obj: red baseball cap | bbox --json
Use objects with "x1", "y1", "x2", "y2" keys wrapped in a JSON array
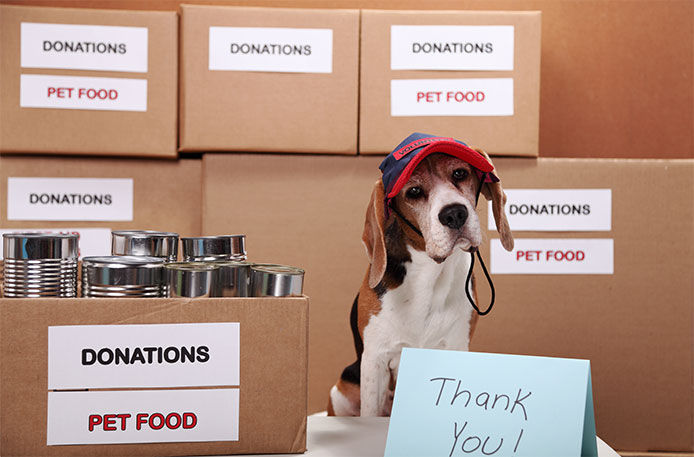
[{"x1": 380, "y1": 132, "x2": 498, "y2": 201}]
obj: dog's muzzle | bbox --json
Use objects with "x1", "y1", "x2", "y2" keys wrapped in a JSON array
[{"x1": 438, "y1": 203, "x2": 468, "y2": 230}]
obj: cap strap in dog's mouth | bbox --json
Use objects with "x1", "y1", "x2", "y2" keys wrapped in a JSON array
[
  {"x1": 467, "y1": 172, "x2": 495, "y2": 315},
  {"x1": 466, "y1": 249, "x2": 495, "y2": 316}
]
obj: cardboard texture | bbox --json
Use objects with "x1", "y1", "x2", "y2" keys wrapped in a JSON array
[
  {"x1": 0, "y1": 297, "x2": 308, "y2": 456},
  {"x1": 179, "y1": 5, "x2": 359, "y2": 154},
  {"x1": 0, "y1": 155, "x2": 202, "y2": 237},
  {"x1": 202, "y1": 152, "x2": 383, "y2": 415},
  {"x1": 359, "y1": 9, "x2": 541, "y2": 156},
  {"x1": 4, "y1": 0, "x2": 690, "y2": 159},
  {"x1": 0, "y1": 5, "x2": 178, "y2": 158},
  {"x1": 470, "y1": 158, "x2": 694, "y2": 454},
  {"x1": 202, "y1": 154, "x2": 694, "y2": 453}
]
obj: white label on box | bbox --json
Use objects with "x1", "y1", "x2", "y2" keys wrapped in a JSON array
[
  {"x1": 7, "y1": 177, "x2": 133, "y2": 221},
  {"x1": 20, "y1": 74, "x2": 147, "y2": 112},
  {"x1": 391, "y1": 25, "x2": 514, "y2": 71},
  {"x1": 21, "y1": 22, "x2": 148, "y2": 72},
  {"x1": 48, "y1": 323, "x2": 240, "y2": 389},
  {"x1": 391, "y1": 78, "x2": 513, "y2": 116},
  {"x1": 490, "y1": 238, "x2": 614, "y2": 274},
  {"x1": 0, "y1": 227, "x2": 111, "y2": 259},
  {"x1": 209, "y1": 26, "x2": 333, "y2": 73},
  {"x1": 489, "y1": 189, "x2": 612, "y2": 231},
  {"x1": 47, "y1": 388, "x2": 239, "y2": 445}
]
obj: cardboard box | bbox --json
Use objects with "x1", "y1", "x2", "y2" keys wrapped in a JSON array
[
  {"x1": 0, "y1": 296, "x2": 308, "y2": 456},
  {"x1": 0, "y1": 155, "x2": 202, "y2": 258},
  {"x1": 179, "y1": 5, "x2": 359, "y2": 154},
  {"x1": 2, "y1": 0, "x2": 692, "y2": 158},
  {"x1": 359, "y1": 9, "x2": 541, "y2": 156},
  {"x1": 202, "y1": 153, "x2": 693, "y2": 453},
  {"x1": 470, "y1": 157, "x2": 694, "y2": 453},
  {"x1": 0, "y1": 5, "x2": 178, "y2": 158}
]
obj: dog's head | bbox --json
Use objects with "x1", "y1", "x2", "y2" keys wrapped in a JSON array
[{"x1": 363, "y1": 149, "x2": 514, "y2": 289}]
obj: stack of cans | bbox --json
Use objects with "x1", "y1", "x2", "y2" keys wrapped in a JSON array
[
  {"x1": 110, "y1": 230, "x2": 179, "y2": 295},
  {"x1": 165, "y1": 260, "x2": 256, "y2": 298},
  {"x1": 168, "y1": 235, "x2": 250, "y2": 298},
  {"x1": 81, "y1": 256, "x2": 166, "y2": 298},
  {"x1": 0, "y1": 230, "x2": 305, "y2": 299},
  {"x1": 2, "y1": 233, "x2": 78, "y2": 298},
  {"x1": 165, "y1": 261, "x2": 304, "y2": 298}
]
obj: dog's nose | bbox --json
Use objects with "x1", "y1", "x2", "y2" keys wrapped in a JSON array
[{"x1": 438, "y1": 204, "x2": 468, "y2": 229}]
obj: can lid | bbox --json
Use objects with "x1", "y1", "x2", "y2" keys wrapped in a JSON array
[
  {"x1": 83, "y1": 255, "x2": 165, "y2": 267},
  {"x1": 251, "y1": 264, "x2": 305, "y2": 275},
  {"x1": 180, "y1": 235, "x2": 246, "y2": 260},
  {"x1": 165, "y1": 262, "x2": 220, "y2": 271},
  {"x1": 111, "y1": 230, "x2": 179, "y2": 238},
  {"x1": 2, "y1": 232, "x2": 78, "y2": 260},
  {"x1": 214, "y1": 260, "x2": 253, "y2": 267}
]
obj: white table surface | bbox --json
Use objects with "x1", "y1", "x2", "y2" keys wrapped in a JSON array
[{"x1": 247, "y1": 416, "x2": 620, "y2": 457}]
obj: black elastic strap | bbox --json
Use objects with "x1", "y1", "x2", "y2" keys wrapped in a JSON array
[
  {"x1": 389, "y1": 203, "x2": 423, "y2": 237},
  {"x1": 465, "y1": 248, "x2": 495, "y2": 315},
  {"x1": 465, "y1": 172, "x2": 495, "y2": 315}
]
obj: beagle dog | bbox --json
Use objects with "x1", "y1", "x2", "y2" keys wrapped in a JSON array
[{"x1": 328, "y1": 134, "x2": 514, "y2": 417}]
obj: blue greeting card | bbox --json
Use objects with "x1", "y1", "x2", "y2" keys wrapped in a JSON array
[{"x1": 384, "y1": 348, "x2": 597, "y2": 457}]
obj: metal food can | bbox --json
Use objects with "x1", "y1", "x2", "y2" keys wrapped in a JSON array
[
  {"x1": 215, "y1": 261, "x2": 252, "y2": 297},
  {"x1": 81, "y1": 256, "x2": 166, "y2": 298},
  {"x1": 111, "y1": 230, "x2": 179, "y2": 262},
  {"x1": 166, "y1": 262, "x2": 221, "y2": 298},
  {"x1": 249, "y1": 264, "x2": 304, "y2": 297},
  {"x1": 180, "y1": 235, "x2": 246, "y2": 262},
  {"x1": 2, "y1": 232, "x2": 78, "y2": 298}
]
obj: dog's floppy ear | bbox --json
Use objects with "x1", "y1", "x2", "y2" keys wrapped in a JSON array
[
  {"x1": 475, "y1": 148, "x2": 514, "y2": 252},
  {"x1": 363, "y1": 180, "x2": 387, "y2": 289}
]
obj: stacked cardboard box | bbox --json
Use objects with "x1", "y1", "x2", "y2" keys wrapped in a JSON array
[
  {"x1": 0, "y1": 155, "x2": 202, "y2": 257},
  {"x1": 360, "y1": 9, "x2": 541, "y2": 156},
  {"x1": 472, "y1": 158, "x2": 694, "y2": 453},
  {"x1": 1, "y1": 0, "x2": 691, "y2": 159},
  {"x1": 0, "y1": 5, "x2": 178, "y2": 157},
  {"x1": 0, "y1": 297, "x2": 308, "y2": 456},
  {"x1": 179, "y1": 5, "x2": 360, "y2": 154}
]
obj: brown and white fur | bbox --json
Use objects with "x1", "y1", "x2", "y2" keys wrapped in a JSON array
[{"x1": 327, "y1": 150, "x2": 514, "y2": 417}]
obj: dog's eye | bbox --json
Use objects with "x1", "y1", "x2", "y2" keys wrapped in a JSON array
[
  {"x1": 405, "y1": 186, "x2": 423, "y2": 199},
  {"x1": 452, "y1": 168, "x2": 469, "y2": 181}
]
